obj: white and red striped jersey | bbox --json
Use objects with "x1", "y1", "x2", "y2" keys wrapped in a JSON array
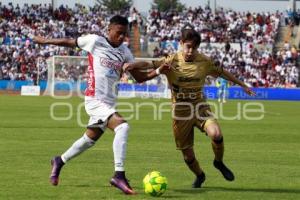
[{"x1": 77, "y1": 34, "x2": 134, "y2": 106}]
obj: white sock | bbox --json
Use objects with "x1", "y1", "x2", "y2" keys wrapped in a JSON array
[
  {"x1": 61, "y1": 133, "x2": 95, "y2": 163},
  {"x1": 113, "y1": 123, "x2": 130, "y2": 171}
]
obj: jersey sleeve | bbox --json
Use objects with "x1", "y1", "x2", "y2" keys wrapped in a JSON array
[
  {"x1": 124, "y1": 46, "x2": 135, "y2": 63},
  {"x1": 76, "y1": 34, "x2": 98, "y2": 53},
  {"x1": 206, "y1": 58, "x2": 223, "y2": 77},
  {"x1": 152, "y1": 54, "x2": 174, "y2": 69}
]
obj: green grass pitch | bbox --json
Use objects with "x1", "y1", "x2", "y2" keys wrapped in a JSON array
[{"x1": 0, "y1": 95, "x2": 299, "y2": 200}]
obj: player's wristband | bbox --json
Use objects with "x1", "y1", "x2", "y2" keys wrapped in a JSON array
[{"x1": 155, "y1": 68, "x2": 160, "y2": 75}]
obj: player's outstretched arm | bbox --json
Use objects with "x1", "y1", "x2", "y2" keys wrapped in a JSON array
[
  {"x1": 33, "y1": 36, "x2": 76, "y2": 48},
  {"x1": 220, "y1": 69, "x2": 256, "y2": 96},
  {"x1": 123, "y1": 62, "x2": 170, "y2": 83},
  {"x1": 122, "y1": 61, "x2": 152, "y2": 72}
]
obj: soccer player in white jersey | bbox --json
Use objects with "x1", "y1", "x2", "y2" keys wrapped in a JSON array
[{"x1": 33, "y1": 15, "x2": 168, "y2": 195}]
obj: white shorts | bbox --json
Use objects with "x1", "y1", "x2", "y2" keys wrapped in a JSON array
[{"x1": 85, "y1": 98, "x2": 116, "y2": 132}]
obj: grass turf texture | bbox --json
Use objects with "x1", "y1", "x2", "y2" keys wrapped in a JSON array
[{"x1": 0, "y1": 95, "x2": 299, "y2": 200}]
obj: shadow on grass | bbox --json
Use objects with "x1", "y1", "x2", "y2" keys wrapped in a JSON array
[
  {"x1": 105, "y1": 186, "x2": 188, "y2": 199},
  {"x1": 160, "y1": 195, "x2": 187, "y2": 199},
  {"x1": 64, "y1": 184, "x2": 91, "y2": 188},
  {"x1": 171, "y1": 188, "x2": 205, "y2": 194},
  {"x1": 190, "y1": 186, "x2": 300, "y2": 194},
  {"x1": 100, "y1": 186, "x2": 186, "y2": 199}
]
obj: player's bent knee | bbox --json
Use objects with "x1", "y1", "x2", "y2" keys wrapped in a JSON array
[
  {"x1": 108, "y1": 113, "x2": 128, "y2": 130},
  {"x1": 86, "y1": 128, "x2": 103, "y2": 141},
  {"x1": 212, "y1": 131, "x2": 222, "y2": 141},
  {"x1": 206, "y1": 124, "x2": 222, "y2": 140}
]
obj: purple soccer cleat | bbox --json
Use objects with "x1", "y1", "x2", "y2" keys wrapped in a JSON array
[
  {"x1": 110, "y1": 175, "x2": 136, "y2": 195},
  {"x1": 50, "y1": 156, "x2": 64, "y2": 186}
]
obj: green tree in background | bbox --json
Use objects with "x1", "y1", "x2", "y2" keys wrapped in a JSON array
[
  {"x1": 152, "y1": 0, "x2": 186, "y2": 12},
  {"x1": 96, "y1": 0, "x2": 132, "y2": 12}
]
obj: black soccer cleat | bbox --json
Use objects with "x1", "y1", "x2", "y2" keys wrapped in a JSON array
[
  {"x1": 192, "y1": 172, "x2": 206, "y2": 188},
  {"x1": 213, "y1": 160, "x2": 235, "y2": 181}
]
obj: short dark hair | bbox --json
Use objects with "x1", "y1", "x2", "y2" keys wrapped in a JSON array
[
  {"x1": 181, "y1": 24, "x2": 201, "y2": 46},
  {"x1": 109, "y1": 15, "x2": 129, "y2": 26}
]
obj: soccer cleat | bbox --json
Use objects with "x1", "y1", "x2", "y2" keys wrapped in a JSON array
[
  {"x1": 213, "y1": 160, "x2": 235, "y2": 181},
  {"x1": 192, "y1": 172, "x2": 206, "y2": 188},
  {"x1": 110, "y1": 176, "x2": 136, "y2": 195},
  {"x1": 50, "y1": 156, "x2": 64, "y2": 186}
]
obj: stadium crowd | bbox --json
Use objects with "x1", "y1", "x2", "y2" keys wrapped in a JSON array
[
  {"x1": 146, "y1": 6, "x2": 281, "y2": 45},
  {"x1": 0, "y1": 2, "x2": 299, "y2": 88},
  {"x1": 201, "y1": 45, "x2": 299, "y2": 88},
  {"x1": 0, "y1": 3, "x2": 136, "y2": 82},
  {"x1": 147, "y1": 6, "x2": 299, "y2": 88}
]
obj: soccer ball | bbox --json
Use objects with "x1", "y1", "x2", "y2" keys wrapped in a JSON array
[{"x1": 143, "y1": 171, "x2": 168, "y2": 197}]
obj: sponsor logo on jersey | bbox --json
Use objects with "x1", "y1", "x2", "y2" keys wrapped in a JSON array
[{"x1": 100, "y1": 57, "x2": 123, "y2": 70}]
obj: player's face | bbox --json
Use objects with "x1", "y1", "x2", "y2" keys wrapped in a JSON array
[
  {"x1": 180, "y1": 40, "x2": 199, "y2": 62},
  {"x1": 107, "y1": 24, "x2": 128, "y2": 47}
]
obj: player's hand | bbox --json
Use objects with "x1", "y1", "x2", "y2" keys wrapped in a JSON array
[
  {"x1": 122, "y1": 63, "x2": 135, "y2": 72},
  {"x1": 33, "y1": 36, "x2": 47, "y2": 44},
  {"x1": 158, "y1": 63, "x2": 171, "y2": 75},
  {"x1": 243, "y1": 86, "x2": 256, "y2": 96},
  {"x1": 122, "y1": 63, "x2": 134, "y2": 72}
]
